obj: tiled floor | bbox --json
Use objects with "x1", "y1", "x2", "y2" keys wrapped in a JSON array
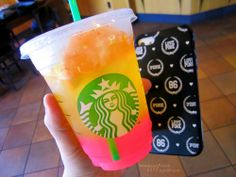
[{"x1": 0, "y1": 12, "x2": 236, "y2": 177}]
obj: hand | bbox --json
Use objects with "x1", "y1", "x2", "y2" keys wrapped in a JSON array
[
  {"x1": 142, "y1": 78, "x2": 152, "y2": 94},
  {"x1": 44, "y1": 78, "x2": 152, "y2": 177}
]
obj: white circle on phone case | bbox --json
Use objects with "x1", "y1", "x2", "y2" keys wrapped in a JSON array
[
  {"x1": 183, "y1": 95, "x2": 198, "y2": 115},
  {"x1": 135, "y1": 45, "x2": 147, "y2": 60},
  {"x1": 164, "y1": 76, "x2": 183, "y2": 95},
  {"x1": 167, "y1": 116, "x2": 186, "y2": 134},
  {"x1": 186, "y1": 137, "x2": 200, "y2": 155},
  {"x1": 153, "y1": 134, "x2": 170, "y2": 153},
  {"x1": 147, "y1": 59, "x2": 164, "y2": 77},
  {"x1": 150, "y1": 97, "x2": 167, "y2": 115},
  {"x1": 161, "y1": 36, "x2": 179, "y2": 55},
  {"x1": 180, "y1": 54, "x2": 194, "y2": 73}
]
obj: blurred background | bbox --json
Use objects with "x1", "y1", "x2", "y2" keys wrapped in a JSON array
[{"x1": 0, "y1": 0, "x2": 235, "y2": 177}]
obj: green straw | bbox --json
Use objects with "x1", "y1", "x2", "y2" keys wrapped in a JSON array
[
  {"x1": 107, "y1": 139, "x2": 120, "y2": 161},
  {"x1": 67, "y1": 0, "x2": 120, "y2": 161},
  {"x1": 68, "y1": 0, "x2": 81, "y2": 21}
]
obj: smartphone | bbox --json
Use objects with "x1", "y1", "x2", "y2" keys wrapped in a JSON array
[{"x1": 135, "y1": 26, "x2": 203, "y2": 156}]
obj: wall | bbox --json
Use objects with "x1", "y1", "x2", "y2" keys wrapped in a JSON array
[
  {"x1": 77, "y1": 0, "x2": 236, "y2": 16},
  {"x1": 135, "y1": 0, "x2": 236, "y2": 15},
  {"x1": 76, "y1": 0, "x2": 236, "y2": 24},
  {"x1": 77, "y1": 0, "x2": 130, "y2": 16}
]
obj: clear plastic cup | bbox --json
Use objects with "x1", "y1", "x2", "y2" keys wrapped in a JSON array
[{"x1": 20, "y1": 8, "x2": 152, "y2": 171}]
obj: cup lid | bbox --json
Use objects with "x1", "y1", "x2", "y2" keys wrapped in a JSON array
[{"x1": 20, "y1": 8, "x2": 137, "y2": 59}]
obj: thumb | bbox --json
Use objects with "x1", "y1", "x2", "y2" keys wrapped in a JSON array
[{"x1": 142, "y1": 78, "x2": 152, "y2": 94}]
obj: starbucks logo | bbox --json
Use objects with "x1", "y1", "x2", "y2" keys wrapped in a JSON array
[{"x1": 78, "y1": 74, "x2": 140, "y2": 138}]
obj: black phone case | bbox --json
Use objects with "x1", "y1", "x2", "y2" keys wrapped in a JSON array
[{"x1": 135, "y1": 26, "x2": 203, "y2": 156}]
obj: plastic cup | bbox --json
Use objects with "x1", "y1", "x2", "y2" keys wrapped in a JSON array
[{"x1": 20, "y1": 8, "x2": 152, "y2": 171}]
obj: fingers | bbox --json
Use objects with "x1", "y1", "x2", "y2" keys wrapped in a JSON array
[
  {"x1": 142, "y1": 78, "x2": 152, "y2": 94},
  {"x1": 43, "y1": 94, "x2": 81, "y2": 157},
  {"x1": 43, "y1": 94, "x2": 129, "y2": 177},
  {"x1": 44, "y1": 93, "x2": 97, "y2": 177}
]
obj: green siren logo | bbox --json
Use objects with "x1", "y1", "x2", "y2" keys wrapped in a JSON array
[{"x1": 78, "y1": 74, "x2": 140, "y2": 138}]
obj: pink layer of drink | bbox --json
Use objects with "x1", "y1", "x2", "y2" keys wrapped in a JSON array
[{"x1": 78, "y1": 115, "x2": 152, "y2": 170}]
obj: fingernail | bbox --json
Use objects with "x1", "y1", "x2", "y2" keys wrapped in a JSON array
[{"x1": 43, "y1": 94, "x2": 51, "y2": 114}]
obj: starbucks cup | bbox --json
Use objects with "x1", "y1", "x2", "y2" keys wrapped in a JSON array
[{"x1": 20, "y1": 9, "x2": 152, "y2": 171}]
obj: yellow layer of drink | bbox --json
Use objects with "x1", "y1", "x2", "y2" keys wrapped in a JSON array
[{"x1": 41, "y1": 26, "x2": 149, "y2": 138}]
